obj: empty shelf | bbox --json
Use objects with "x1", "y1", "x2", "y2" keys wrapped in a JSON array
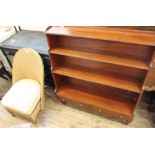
[
  {"x1": 57, "y1": 85, "x2": 134, "y2": 118},
  {"x1": 53, "y1": 66, "x2": 142, "y2": 93},
  {"x1": 50, "y1": 48, "x2": 149, "y2": 70}
]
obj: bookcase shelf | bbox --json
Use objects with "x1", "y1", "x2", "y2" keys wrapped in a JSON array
[
  {"x1": 57, "y1": 85, "x2": 134, "y2": 123},
  {"x1": 53, "y1": 66, "x2": 142, "y2": 93},
  {"x1": 50, "y1": 48, "x2": 149, "y2": 70},
  {"x1": 46, "y1": 26, "x2": 155, "y2": 124}
]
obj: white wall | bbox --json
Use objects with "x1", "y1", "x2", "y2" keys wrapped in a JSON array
[
  {"x1": 0, "y1": 26, "x2": 15, "y2": 43},
  {"x1": 21, "y1": 26, "x2": 48, "y2": 32}
]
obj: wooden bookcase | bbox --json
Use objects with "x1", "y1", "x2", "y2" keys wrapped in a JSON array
[{"x1": 46, "y1": 26, "x2": 155, "y2": 124}]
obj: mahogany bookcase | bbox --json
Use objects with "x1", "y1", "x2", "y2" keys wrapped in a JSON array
[{"x1": 46, "y1": 26, "x2": 155, "y2": 124}]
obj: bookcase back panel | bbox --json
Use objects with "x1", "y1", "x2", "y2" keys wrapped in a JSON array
[
  {"x1": 53, "y1": 55, "x2": 147, "y2": 81},
  {"x1": 55, "y1": 75, "x2": 139, "y2": 104},
  {"x1": 68, "y1": 77, "x2": 139, "y2": 102},
  {"x1": 54, "y1": 36, "x2": 154, "y2": 62}
]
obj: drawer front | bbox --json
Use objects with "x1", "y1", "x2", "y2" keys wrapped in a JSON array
[{"x1": 144, "y1": 69, "x2": 155, "y2": 87}]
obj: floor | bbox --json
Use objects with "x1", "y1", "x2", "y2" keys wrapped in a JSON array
[{"x1": 0, "y1": 77, "x2": 155, "y2": 128}]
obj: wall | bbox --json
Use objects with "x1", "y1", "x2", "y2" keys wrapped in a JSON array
[{"x1": 21, "y1": 26, "x2": 48, "y2": 32}]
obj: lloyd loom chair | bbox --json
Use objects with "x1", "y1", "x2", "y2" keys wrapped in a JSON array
[{"x1": 1, "y1": 48, "x2": 44, "y2": 123}]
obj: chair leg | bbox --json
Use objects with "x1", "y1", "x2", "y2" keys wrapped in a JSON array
[
  {"x1": 0, "y1": 74, "x2": 9, "y2": 80},
  {"x1": 6, "y1": 109, "x2": 16, "y2": 117},
  {"x1": 4, "y1": 70, "x2": 11, "y2": 79},
  {"x1": 29, "y1": 116, "x2": 37, "y2": 125},
  {"x1": 0, "y1": 60, "x2": 11, "y2": 80},
  {"x1": 9, "y1": 111, "x2": 16, "y2": 117}
]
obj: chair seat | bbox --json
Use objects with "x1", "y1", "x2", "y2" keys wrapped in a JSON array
[{"x1": 1, "y1": 79, "x2": 40, "y2": 115}]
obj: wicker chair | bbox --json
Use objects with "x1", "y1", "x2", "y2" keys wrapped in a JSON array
[{"x1": 1, "y1": 48, "x2": 44, "y2": 123}]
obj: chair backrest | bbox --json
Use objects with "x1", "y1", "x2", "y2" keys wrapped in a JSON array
[{"x1": 12, "y1": 48, "x2": 44, "y2": 109}]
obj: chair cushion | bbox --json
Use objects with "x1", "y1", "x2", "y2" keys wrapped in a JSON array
[{"x1": 1, "y1": 79, "x2": 40, "y2": 115}]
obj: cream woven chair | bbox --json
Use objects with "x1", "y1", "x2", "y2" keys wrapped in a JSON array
[{"x1": 1, "y1": 48, "x2": 44, "y2": 123}]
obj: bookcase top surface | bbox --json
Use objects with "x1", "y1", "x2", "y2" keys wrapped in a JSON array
[{"x1": 46, "y1": 26, "x2": 155, "y2": 46}]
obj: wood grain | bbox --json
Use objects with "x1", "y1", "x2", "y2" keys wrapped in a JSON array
[
  {"x1": 144, "y1": 69, "x2": 155, "y2": 87},
  {"x1": 46, "y1": 26, "x2": 155, "y2": 123},
  {"x1": 46, "y1": 26, "x2": 155, "y2": 46},
  {"x1": 57, "y1": 84, "x2": 134, "y2": 123},
  {"x1": 50, "y1": 48, "x2": 149, "y2": 70},
  {"x1": 53, "y1": 66, "x2": 142, "y2": 93}
]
